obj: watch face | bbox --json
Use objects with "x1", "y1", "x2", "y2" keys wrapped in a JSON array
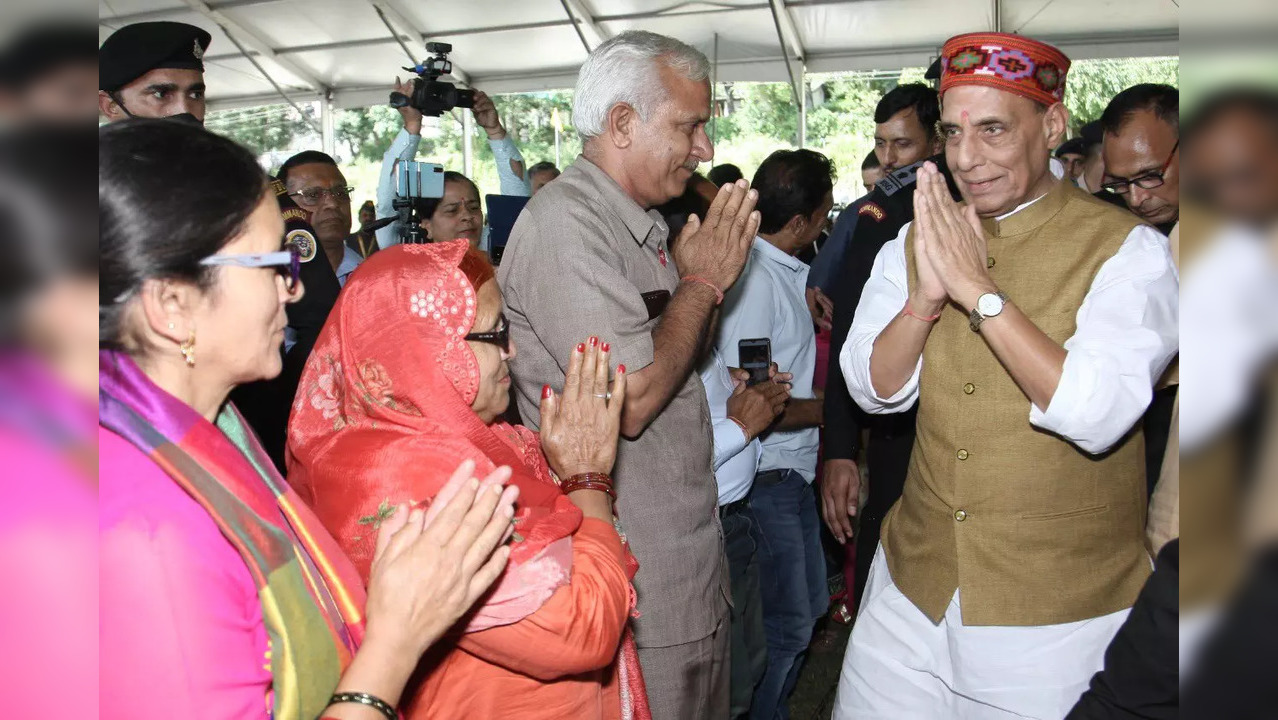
[{"x1": 977, "y1": 293, "x2": 1004, "y2": 317}]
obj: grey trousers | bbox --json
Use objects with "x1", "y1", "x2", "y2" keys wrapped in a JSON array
[{"x1": 637, "y1": 616, "x2": 731, "y2": 720}]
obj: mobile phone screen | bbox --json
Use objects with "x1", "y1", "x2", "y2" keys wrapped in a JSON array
[{"x1": 738, "y1": 338, "x2": 772, "y2": 387}]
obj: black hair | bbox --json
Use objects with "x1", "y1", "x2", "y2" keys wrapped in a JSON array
[
  {"x1": 276, "y1": 150, "x2": 338, "y2": 185},
  {"x1": 528, "y1": 161, "x2": 560, "y2": 177},
  {"x1": 411, "y1": 171, "x2": 480, "y2": 220},
  {"x1": 100, "y1": 119, "x2": 268, "y2": 349},
  {"x1": 1100, "y1": 83, "x2": 1179, "y2": 136},
  {"x1": 1182, "y1": 86, "x2": 1278, "y2": 148},
  {"x1": 862, "y1": 150, "x2": 881, "y2": 170},
  {"x1": 0, "y1": 21, "x2": 97, "y2": 91},
  {"x1": 874, "y1": 83, "x2": 940, "y2": 139},
  {"x1": 707, "y1": 163, "x2": 744, "y2": 186},
  {"x1": 751, "y1": 149, "x2": 836, "y2": 235},
  {"x1": 0, "y1": 126, "x2": 97, "y2": 345}
]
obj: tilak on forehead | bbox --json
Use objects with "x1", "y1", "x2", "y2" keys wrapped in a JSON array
[{"x1": 938, "y1": 32, "x2": 1071, "y2": 107}]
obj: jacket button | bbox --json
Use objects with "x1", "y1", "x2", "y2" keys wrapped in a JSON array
[
  {"x1": 957, "y1": 448, "x2": 969, "y2": 460},
  {"x1": 954, "y1": 509, "x2": 967, "y2": 522},
  {"x1": 986, "y1": 256, "x2": 996, "y2": 268},
  {"x1": 963, "y1": 382, "x2": 975, "y2": 395}
]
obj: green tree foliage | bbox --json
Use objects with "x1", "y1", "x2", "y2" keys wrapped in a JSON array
[
  {"x1": 1064, "y1": 57, "x2": 1180, "y2": 127},
  {"x1": 204, "y1": 103, "x2": 316, "y2": 154},
  {"x1": 209, "y1": 57, "x2": 1179, "y2": 218}
]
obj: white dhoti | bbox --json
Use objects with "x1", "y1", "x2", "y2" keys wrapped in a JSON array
[{"x1": 833, "y1": 544, "x2": 1130, "y2": 720}]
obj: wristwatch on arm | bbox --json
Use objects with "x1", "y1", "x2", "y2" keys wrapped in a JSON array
[{"x1": 968, "y1": 291, "x2": 1008, "y2": 332}]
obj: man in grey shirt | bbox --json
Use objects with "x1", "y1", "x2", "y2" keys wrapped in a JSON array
[{"x1": 498, "y1": 30, "x2": 761, "y2": 719}]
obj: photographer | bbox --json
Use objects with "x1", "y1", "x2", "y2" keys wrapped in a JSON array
[{"x1": 375, "y1": 77, "x2": 530, "y2": 250}]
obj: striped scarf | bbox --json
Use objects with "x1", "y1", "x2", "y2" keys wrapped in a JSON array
[{"x1": 99, "y1": 350, "x2": 367, "y2": 719}]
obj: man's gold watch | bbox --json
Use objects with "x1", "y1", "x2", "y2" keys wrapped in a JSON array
[{"x1": 968, "y1": 291, "x2": 1008, "y2": 332}]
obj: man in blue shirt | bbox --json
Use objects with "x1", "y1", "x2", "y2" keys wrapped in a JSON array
[
  {"x1": 717, "y1": 148, "x2": 835, "y2": 720},
  {"x1": 698, "y1": 351, "x2": 790, "y2": 719}
]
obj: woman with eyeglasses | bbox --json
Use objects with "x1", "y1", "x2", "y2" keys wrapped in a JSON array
[
  {"x1": 286, "y1": 241, "x2": 651, "y2": 719},
  {"x1": 100, "y1": 119, "x2": 521, "y2": 720}
]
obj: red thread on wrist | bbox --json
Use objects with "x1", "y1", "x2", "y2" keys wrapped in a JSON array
[
  {"x1": 902, "y1": 301, "x2": 941, "y2": 323},
  {"x1": 727, "y1": 416, "x2": 752, "y2": 442},
  {"x1": 682, "y1": 275, "x2": 724, "y2": 305}
]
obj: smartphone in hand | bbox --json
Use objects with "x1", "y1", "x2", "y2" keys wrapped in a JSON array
[{"x1": 738, "y1": 338, "x2": 772, "y2": 387}]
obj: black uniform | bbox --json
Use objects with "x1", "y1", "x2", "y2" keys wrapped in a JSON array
[
  {"x1": 822, "y1": 155, "x2": 961, "y2": 614},
  {"x1": 230, "y1": 179, "x2": 341, "y2": 473}
]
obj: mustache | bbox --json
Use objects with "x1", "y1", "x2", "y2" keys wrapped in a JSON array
[{"x1": 682, "y1": 159, "x2": 701, "y2": 172}]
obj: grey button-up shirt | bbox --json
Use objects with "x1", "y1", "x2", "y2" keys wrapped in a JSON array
[{"x1": 497, "y1": 155, "x2": 730, "y2": 648}]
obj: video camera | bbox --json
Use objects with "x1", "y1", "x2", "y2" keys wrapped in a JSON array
[{"x1": 389, "y1": 42, "x2": 475, "y2": 117}]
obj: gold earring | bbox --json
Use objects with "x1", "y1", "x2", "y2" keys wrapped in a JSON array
[{"x1": 180, "y1": 331, "x2": 196, "y2": 367}]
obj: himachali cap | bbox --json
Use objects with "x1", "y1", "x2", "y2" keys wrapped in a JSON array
[{"x1": 938, "y1": 32, "x2": 1071, "y2": 106}]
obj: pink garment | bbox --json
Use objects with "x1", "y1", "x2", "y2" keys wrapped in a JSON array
[
  {"x1": 100, "y1": 426, "x2": 272, "y2": 720},
  {"x1": 0, "y1": 431, "x2": 96, "y2": 720}
]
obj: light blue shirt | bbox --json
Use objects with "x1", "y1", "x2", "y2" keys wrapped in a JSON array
[
  {"x1": 698, "y1": 350, "x2": 762, "y2": 505},
  {"x1": 717, "y1": 236, "x2": 820, "y2": 482},
  {"x1": 375, "y1": 128, "x2": 531, "y2": 250},
  {"x1": 283, "y1": 245, "x2": 363, "y2": 354}
]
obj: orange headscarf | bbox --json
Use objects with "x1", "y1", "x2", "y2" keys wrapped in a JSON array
[{"x1": 286, "y1": 241, "x2": 580, "y2": 631}]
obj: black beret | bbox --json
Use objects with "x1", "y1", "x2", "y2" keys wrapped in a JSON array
[
  {"x1": 924, "y1": 56, "x2": 943, "y2": 81},
  {"x1": 1054, "y1": 137, "x2": 1088, "y2": 158},
  {"x1": 0, "y1": 22, "x2": 97, "y2": 91},
  {"x1": 98, "y1": 21, "x2": 211, "y2": 92}
]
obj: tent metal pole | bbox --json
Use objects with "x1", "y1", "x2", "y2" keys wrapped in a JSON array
[
  {"x1": 321, "y1": 91, "x2": 336, "y2": 156},
  {"x1": 462, "y1": 112, "x2": 474, "y2": 177},
  {"x1": 798, "y1": 72, "x2": 807, "y2": 148},
  {"x1": 219, "y1": 25, "x2": 322, "y2": 135}
]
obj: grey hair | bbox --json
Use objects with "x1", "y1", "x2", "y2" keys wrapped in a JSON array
[{"x1": 572, "y1": 30, "x2": 710, "y2": 140}]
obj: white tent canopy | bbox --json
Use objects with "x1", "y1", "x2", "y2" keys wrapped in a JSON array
[{"x1": 99, "y1": 0, "x2": 1179, "y2": 114}]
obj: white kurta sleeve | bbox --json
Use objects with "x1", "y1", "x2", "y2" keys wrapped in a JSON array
[
  {"x1": 839, "y1": 222, "x2": 923, "y2": 414},
  {"x1": 1029, "y1": 224, "x2": 1179, "y2": 453}
]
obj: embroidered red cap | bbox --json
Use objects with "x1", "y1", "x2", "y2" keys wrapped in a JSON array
[{"x1": 939, "y1": 32, "x2": 1071, "y2": 106}]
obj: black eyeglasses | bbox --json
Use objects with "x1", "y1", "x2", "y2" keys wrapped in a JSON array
[
  {"x1": 1100, "y1": 140, "x2": 1179, "y2": 196},
  {"x1": 199, "y1": 245, "x2": 301, "y2": 292},
  {"x1": 289, "y1": 185, "x2": 355, "y2": 205},
  {"x1": 464, "y1": 313, "x2": 510, "y2": 352}
]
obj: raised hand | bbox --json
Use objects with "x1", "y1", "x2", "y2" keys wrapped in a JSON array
[
  {"x1": 392, "y1": 77, "x2": 423, "y2": 135},
  {"x1": 539, "y1": 337, "x2": 627, "y2": 479},
  {"x1": 363, "y1": 459, "x2": 518, "y2": 657},
  {"x1": 910, "y1": 163, "x2": 951, "y2": 315},
  {"x1": 916, "y1": 162, "x2": 997, "y2": 310},
  {"x1": 470, "y1": 90, "x2": 506, "y2": 139},
  {"x1": 672, "y1": 179, "x2": 762, "y2": 293}
]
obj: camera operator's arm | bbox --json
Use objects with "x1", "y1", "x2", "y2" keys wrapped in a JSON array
[
  {"x1": 376, "y1": 77, "x2": 425, "y2": 250},
  {"x1": 472, "y1": 90, "x2": 531, "y2": 197}
]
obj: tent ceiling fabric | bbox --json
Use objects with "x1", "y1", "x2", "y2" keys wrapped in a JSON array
[{"x1": 98, "y1": 0, "x2": 1179, "y2": 111}]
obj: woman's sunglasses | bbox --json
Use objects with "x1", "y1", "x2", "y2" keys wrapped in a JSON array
[
  {"x1": 200, "y1": 245, "x2": 302, "y2": 292},
  {"x1": 464, "y1": 313, "x2": 510, "y2": 353}
]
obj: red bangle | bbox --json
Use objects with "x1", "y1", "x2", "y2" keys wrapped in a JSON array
[
  {"x1": 562, "y1": 472, "x2": 616, "y2": 499},
  {"x1": 902, "y1": 301, "x2": 941, "y2": 323},
  {"x1": 681, "y1": 275, "x2": 724, "y2": 305},
  {"x1": 727, "y1": 416, "x2": 752, "y2": 442}
]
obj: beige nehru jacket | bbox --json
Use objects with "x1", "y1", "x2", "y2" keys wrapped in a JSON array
[
  {"x1": 497, "y1": 156, "x2": 730, "y2": 648},
  {"x1": 889, "y1": 180, "x2": 1151, "y2": 627}
]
